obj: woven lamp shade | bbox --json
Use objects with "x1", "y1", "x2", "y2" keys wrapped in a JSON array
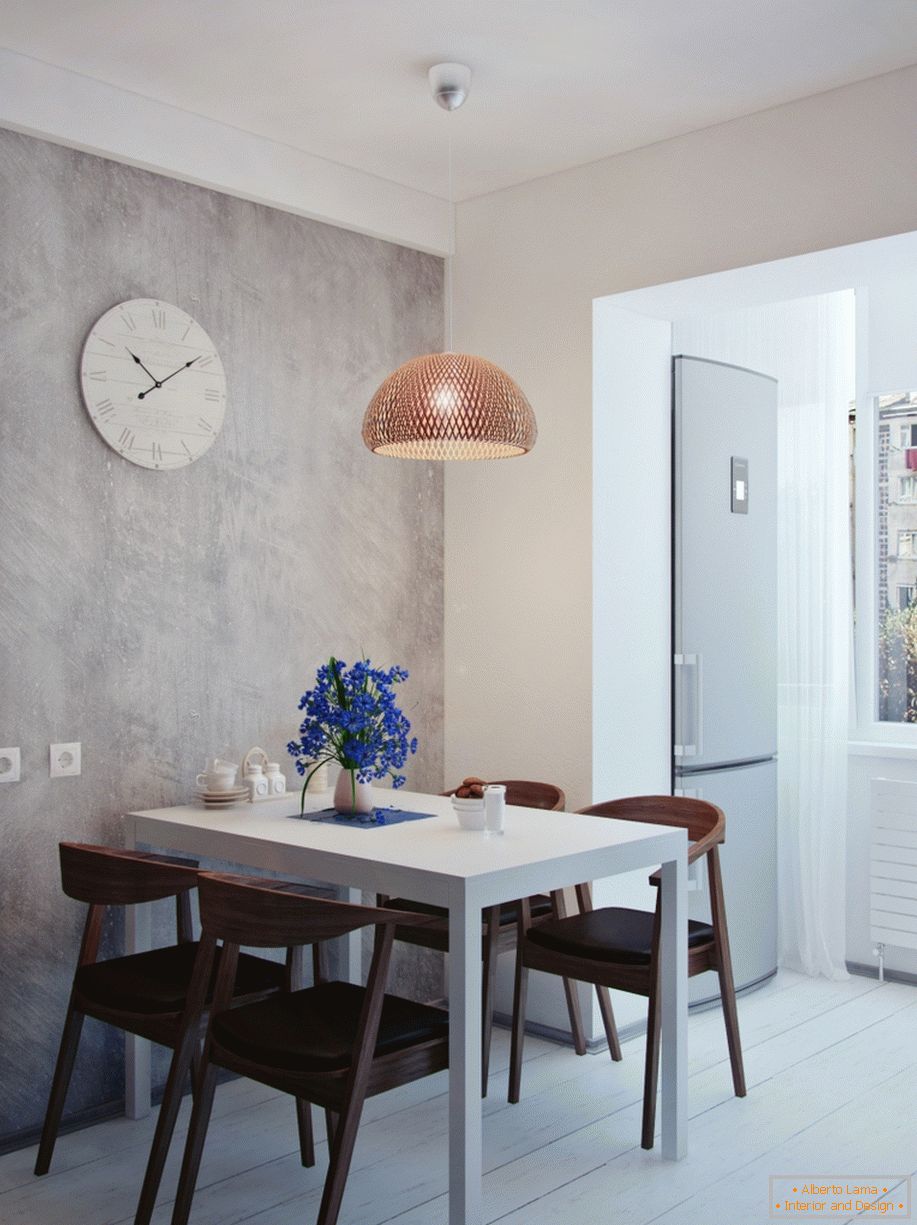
[{"x1": 362, "y1": 351, "x2": 536, "y2": 461}]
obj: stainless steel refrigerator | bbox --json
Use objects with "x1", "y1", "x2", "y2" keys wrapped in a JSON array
[{"x1": 673, "y1": 355, "x2": 779, "y2": 1003}]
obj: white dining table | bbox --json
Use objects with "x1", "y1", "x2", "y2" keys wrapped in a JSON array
[{"x1": 124, "y1": 789, "x2": 688, "y2": 1225}]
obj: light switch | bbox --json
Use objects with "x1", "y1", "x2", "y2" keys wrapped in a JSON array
[
  {"x1": 50, "y1": 742, "x2": 81, "y2": 778},
  {"x1": 0, "y1": 748, "x2": 21, "y2": 782}
]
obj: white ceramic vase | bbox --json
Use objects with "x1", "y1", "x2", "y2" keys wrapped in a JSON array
[{"x1": 333, "y1": 768, "x2": 374, "y2": 815}]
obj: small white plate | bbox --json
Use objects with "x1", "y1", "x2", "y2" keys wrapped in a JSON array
[{"x1": 195, "y1": 787, "x2": 248, "y2": 805}]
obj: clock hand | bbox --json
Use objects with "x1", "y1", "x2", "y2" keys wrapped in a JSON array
[
  {"x1": 137, "y1": 357, "x2": 200, "y2": 400},
  {"x1": 127, "y1": 348, "x2": 158, "y2": 383},
  {"x1": 158, "y1": 356, "x2": 200, "y2": 386}
]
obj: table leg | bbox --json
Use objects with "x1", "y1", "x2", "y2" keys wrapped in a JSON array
[
  {"x1": 340, "y1": 886, "x2": 362, "y2": 983},
  {"x1": 124, "y1": 814, "x2": 152, "y2": 1119},
  {"x1": 659, "y1": 849, "x2": 688, "y2": 1159},
  {"x1": 448, "y1": 891, "x2": 482, "y2": 1225}
]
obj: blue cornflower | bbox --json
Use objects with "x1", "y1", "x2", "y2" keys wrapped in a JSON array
[{"x1": 287, "y1": 655, "x2": 418, "y2": 810}]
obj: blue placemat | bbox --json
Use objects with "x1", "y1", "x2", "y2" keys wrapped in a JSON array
[{"x1": 292, "y1": 807, "x2": 438, "y2": 828}]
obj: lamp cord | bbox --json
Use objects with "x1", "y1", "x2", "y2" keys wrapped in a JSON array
[{"x1": 446, "y1": 118, "x2": 454, "y2": 353}]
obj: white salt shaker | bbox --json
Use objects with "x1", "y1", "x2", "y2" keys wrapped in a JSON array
[
  {"x1": 484, "y1": 784, "x2": 506, "y2": 835},
  {"x1": 264, "y1": 762, "x2": 286, "y2": 796}
]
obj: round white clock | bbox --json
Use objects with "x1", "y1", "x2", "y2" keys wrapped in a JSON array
[{"x1": 80, "y1": 298, "x2": 227, "y2": 470}]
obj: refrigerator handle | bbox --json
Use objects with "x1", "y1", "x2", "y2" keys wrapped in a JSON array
[{"x1": 673, "y1": 653, "x2": 703, "y2": 758}]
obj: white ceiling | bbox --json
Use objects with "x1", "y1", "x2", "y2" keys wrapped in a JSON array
[{"x1": 2, "y1": 0, "x2": 917, "y2": 201}]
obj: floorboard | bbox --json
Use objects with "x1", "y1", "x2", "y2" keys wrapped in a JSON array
[{"x1": 2, "y1": 973, "x2": 914, "y2": 1225}]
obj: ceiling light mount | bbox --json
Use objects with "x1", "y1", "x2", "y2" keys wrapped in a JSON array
[{"x1": 428, "y1": 62, "x2": 472, "y2": 112}]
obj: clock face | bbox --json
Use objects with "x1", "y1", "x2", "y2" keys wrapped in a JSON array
[{"x1": 80, "y1": 298, "x2": 227, "y2": 470}]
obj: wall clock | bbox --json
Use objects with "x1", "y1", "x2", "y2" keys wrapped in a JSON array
[{"x1": 80, "y1": 298, "x2": 227, "y2": 470}]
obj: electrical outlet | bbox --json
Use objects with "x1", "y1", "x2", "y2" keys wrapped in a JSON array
[
  {"x1": 50, "y1": 742, "x2": 81, "y2": 778},
  {"x1": 0, "y1": 748, "x2": 20, "y2": 782}
]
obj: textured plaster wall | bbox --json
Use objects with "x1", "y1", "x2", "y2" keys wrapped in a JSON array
[{"x1": 0, "y1": 128, "x2": 444, "y2": 1145}]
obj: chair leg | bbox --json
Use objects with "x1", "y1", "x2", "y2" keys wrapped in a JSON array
[
  {"x1": 708, "y1": 848, "x2": 747, "y2": 1098},
  {"x1": 641, "y1": 974, "x2": 662, "y2": 1150},
  {"x1": 134, "y1": 1030, "x2": 201, "y2": 1225},
  {"x1": 169, "y1": 1061, "x2": 219, "y2": 1225},
  {"x1": 316, "y1": 1093, "x2": 367, "y2": 1225},
  {"x1": 189, "y1": 1040, "x2": 203, "y2": 1100},
  {"x1": 481, "y1": 906, "x2": 500, "y2": 1098},
  {"x1": 596, "y1": 985, "x2": 623, "y2": 1062},
  {"x1": 34, "y1": 1003, "x2": 85, "y2": 1176},
  {"x1": 562, "y1": 977, "x2": 587, "y2": 1056},
  {"x1": 325, "y1": 1108, "x2": 338, "y2": 1152},
  {"x1": 508, "y1": 954, "x2": 529, "y2": 1104},
  {"x1": 716, "y1": 954, "x2": 747, "y2": 1098},
  {"x1": 295, "y1": 1098, "x2": 315, "y2": 1168}
]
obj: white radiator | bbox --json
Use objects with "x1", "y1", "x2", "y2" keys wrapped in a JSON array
[{"x1": 870, "y1": 777, "x2": 917, "y2": 953}]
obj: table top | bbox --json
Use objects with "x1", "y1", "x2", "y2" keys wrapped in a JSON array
[{"x1": 127, "y1": 788, "x2": 685, "y2": 905}]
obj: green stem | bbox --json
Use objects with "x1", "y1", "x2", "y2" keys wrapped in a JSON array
[{"x1": 299, "y1": 754, "x2": 335, "y2": 816}]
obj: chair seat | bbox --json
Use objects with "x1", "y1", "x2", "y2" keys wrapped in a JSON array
[
  {"x1": 387, "y1": 894, "x2": 554, "y2": 928},
  {"x1": 211, "y1": 980, "x2": 449, "y2": 1074},
  {"x1": 526, "y1": 906, "x2": 715, "y2": 966},
  {"x1": 75, "y1": 943, "x2": 286, "y2": 1015}
]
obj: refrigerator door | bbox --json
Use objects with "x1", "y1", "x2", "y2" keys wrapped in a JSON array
[
  {"x1": 677, "y1": 757, "x2": 778, "y2": 1001},
  {"x1": 673, "y1": 357, "x2": 778, "y2": 769}
]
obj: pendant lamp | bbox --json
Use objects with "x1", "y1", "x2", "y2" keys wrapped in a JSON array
[{"x1": 362, "y1": 64, "x2": 537, "y2": 461}]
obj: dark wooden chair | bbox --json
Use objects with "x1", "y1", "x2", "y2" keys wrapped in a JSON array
[
  {"x1": 508, "y1": 796, "x2": 746, "y2": 1148},
  {"x1": 168, "y1": 872, "x2": 450, "y2": 1225},
  {"x1": 35, "y1": 843, "x2": 310, "y2": 1225},
  {"x1": 381, "y1": 779, "x2": 622, "y2": 1096}
]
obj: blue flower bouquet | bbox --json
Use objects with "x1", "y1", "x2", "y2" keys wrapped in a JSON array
[{"x1": 287, "y1": 657, "x2": 418, "y2": 815}]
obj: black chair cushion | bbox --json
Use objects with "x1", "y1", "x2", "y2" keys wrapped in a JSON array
[
  {"x1": 75, "y1": 943, "x2": 285, "y2": 1015},
  {"x1": 526, "y1": 906, "x2": 715, "y2": 966},
  {"x1": 210, "y1": 980, "x2": 449, "y2": 1074},
  {"x1": 387, "y1": 894, "x2": 554, "y2": 928}
]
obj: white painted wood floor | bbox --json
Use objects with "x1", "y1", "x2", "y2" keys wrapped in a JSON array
[{"x1": 3, "y1": 970, "x2": 916, "y2": 1225}]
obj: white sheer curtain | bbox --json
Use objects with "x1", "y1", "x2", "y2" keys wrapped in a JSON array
[{"x1": 675, "y1": 291, "x2": 854, "y2": 978}]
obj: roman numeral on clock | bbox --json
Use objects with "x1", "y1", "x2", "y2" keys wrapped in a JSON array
[
  {"x1": 95, "y1": 399, "x2": 116, "y2": 418},
  {"x1": 151, "y1": 306, "x2": 166, "y2": 330},
  {"x1": 84, "y1": 369, "x2": 107, "y2": 382},
  {"x1": 197, "y1": 355, "x2": 213, "y2": 369},
  {"x1": 118, "y1": 427, "x2": 135, "y2": 450},
  {"x1": 203, "y1": 388, "x2": 221, "y2": 402},
  {"x1": 151, "y1": 442, "x2": 163, "y2": 462},
  {"x1": 198, "y1": 417, "x2": 213, "y2": 433},
  {"x1": 120, "y1": 311, "x2": 137, "y2": 333}
]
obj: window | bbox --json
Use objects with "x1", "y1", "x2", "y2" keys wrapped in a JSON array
[
  {"x1": 899, "y1": 531, "x2": 917, "y2": 558},
  {"x1": 873, "y1": 392, "x2": 917, "y2": 724},
  {"x1": 900, "y1": 476, "x2": 917, "y2": 503}
]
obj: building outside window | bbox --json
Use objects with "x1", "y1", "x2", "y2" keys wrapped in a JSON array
[{"x1": 876, "y1": 391, "x2": 917, "y2": 721}]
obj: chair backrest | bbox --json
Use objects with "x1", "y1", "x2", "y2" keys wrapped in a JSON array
[
  {"x1": 495, "y1": 780, "x2": 565, "y2": 811},
  {"x1": 59, "y1": 843, "x2": 200, "y2": 905},
  {"x1": 195, "y1": 873, "x2": 422, "y2": 949},
  {"x1": 444, "y1": 779, "x2": 565, "y2": 810},
  {"x1": 577, "y1": 795, "x2": 725, "y2": 848}
]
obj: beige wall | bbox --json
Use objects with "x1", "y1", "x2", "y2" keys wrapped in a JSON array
[{"x1": 447, "y1": 64, "x2": 917, "y2": 810}]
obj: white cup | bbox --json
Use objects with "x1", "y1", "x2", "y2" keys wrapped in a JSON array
[
  {"x1": 452, "y1": 795, "x2": 486, "y2": 831},
  {"x1": 197, "y1": 763, "x2": 237, "y2": 792},
  {"x1": 484, "y1": 784, "x2": 506, "y2": 834}
]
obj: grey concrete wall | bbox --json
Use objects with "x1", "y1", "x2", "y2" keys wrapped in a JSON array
[{"x1": 0, "y1": 128, "x2": 444, "y2": 1144}]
